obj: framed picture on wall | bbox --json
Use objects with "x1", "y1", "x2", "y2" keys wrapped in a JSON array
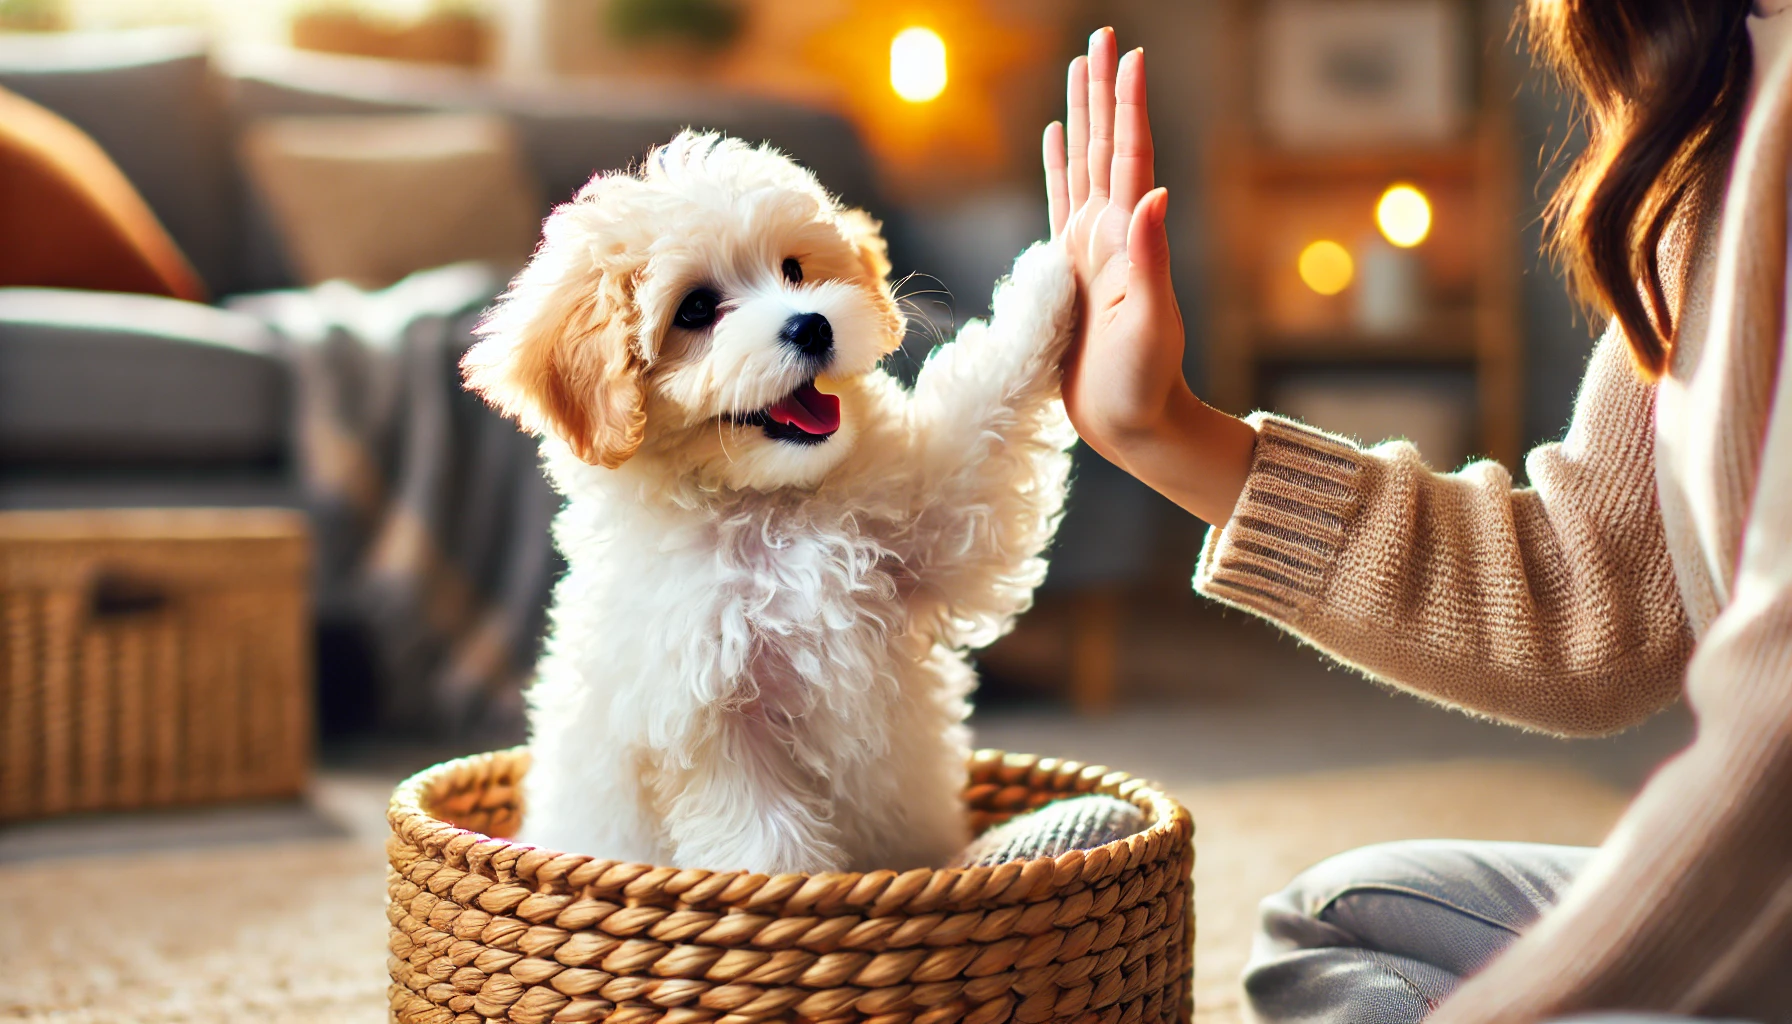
[{"x1": 1258, "y1": 0, "x2": 1468, "y2": 149}]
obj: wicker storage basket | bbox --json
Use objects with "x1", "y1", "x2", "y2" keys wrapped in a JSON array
[
  {"x1": 386, "y1": 748, "x2": 1194, "y2": 1024},
  {"x1": 0, "y1": 509, "x2": 311, "y2": 820}
]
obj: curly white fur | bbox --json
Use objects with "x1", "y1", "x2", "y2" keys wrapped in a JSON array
[{"x1": 463, "y1": 132, "x2": 1078, "y2": 873}]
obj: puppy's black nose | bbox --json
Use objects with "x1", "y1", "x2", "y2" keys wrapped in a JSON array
[{"x1": 779, "y1": 312, "x2": 833, "y2": 361}]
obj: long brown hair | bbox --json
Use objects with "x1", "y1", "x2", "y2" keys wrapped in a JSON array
[{"x1": 1526, "y1": 0, "x2": 1753, "y2": 377}]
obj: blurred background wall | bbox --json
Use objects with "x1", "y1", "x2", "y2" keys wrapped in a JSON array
[
  {"x1": 21, "y1": 0, "x2": 1597, "y2": 389},
  {"x1": 11, "y1": 0, "x2": 1600, "y2": 441},
  {"x1": 0, "y1": 0, "x2": 1603, "y2": 733}
]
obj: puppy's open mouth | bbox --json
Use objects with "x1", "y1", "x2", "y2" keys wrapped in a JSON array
[{"x1": 732, "y1": 380, "x2": 840, "y2": 445}]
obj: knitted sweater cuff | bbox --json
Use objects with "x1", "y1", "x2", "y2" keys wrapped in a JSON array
[{"x1": 1194, "y1": 412, "x2": 1366, "y2": 619}]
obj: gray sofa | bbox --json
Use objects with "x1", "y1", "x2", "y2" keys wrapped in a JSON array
[
  {"x1": 0, "y1": 287, "x2": 293, "y2": 510},
  {"x1": 0, "y1": 29, "x2": 890, "y2": 512},
  {"x1": 0, "y1": 29, "x2": 913, "y2": 734}
]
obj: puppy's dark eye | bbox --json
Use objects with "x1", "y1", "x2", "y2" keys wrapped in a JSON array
[
  {"x1": 782, "y1": 258, "x2": 803, "y2": 284},
  {"x1": 674, "y1": 288, "x2": 720, "y2": 329}
]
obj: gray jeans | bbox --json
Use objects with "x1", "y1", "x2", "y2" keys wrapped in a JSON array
[{"x1": 1243, "y1": 839, "x2": 1752, "y2": 1024}]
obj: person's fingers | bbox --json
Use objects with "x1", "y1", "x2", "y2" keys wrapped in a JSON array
[
  {"x1": 1044, "y1": 121, "x2": 1069, "y2": 239},
  {"x1": 1066, "y1": 56, "x2": 1089, "y2": 209},
  {"x1": 1087, "y1": 198, "x2": 1129, "y2": 272},
  {"x1": 1111, "y1": 48, "x2": 1154, "y2": 213},
  {"x1": 1126, "y1": 188, "x2": 1174, "y2": 299},
  {"x1": 1086, "y1": 26, "x2": 1118, "y2": 199}
]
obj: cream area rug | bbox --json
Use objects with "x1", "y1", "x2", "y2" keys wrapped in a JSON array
[{"x1": 0, "y1": 761, "x2": 1628, "y2": 1024}]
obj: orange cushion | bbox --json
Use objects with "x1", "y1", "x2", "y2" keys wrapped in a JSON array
[{"x1": 0, "y1": 84, "x2": 204, "y2": 301}]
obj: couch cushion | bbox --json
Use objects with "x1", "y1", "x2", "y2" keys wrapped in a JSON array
[
  {"x1": 240, "y1": 113, "x2": 540, "y2": 288},
  {"x1": 0, "y1": 29, "x2": 243, "y2": 298},
  {"x1": 0, "y1": 84, "x2": 205, "y2": 300},
  {"x1": 222, "y1": 45, "x2": 890, "y2": 234},
  {"x1": 224, "y1": 47, "x2": 495, "y2": 293},
  {"x1": 0, "y1": 288, "x2": 288, "y2": 466},
  {"x1": 504, "y1": 83, "x2": 884, "y2": 215}
]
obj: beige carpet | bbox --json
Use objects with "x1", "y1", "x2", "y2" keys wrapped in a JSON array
[{"x1": 0, "y1": 760, "x2": 1628, "y2": 1024}]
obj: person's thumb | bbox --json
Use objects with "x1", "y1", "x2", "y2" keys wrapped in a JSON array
[{"x1": 1126, "y1": 187, "x2": 1173, "y2": 299}]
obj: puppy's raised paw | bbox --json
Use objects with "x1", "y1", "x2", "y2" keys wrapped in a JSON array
[{"x1": 994, "y1": 241, "x2": 1077, "y2": 345}]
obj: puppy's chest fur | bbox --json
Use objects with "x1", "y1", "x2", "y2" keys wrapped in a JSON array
[
  {"x1": 530, "y1": 483, "x2": 962, "y2": 870},
  {"x1": 578, "y1": 491, "x2": 910, "y2": 666}
]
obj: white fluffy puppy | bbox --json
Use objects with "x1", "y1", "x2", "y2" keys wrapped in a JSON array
[{"x1": 462, "y1": 131, "x2": 1076, "y2": 874}]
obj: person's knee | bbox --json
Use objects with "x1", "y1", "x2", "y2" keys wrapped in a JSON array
[
  {"x1": 1261, "y1": 839, "x2": 1471, "y2": 926},
  {"x1": 1246, "y1": 841, "x2": 1596, "y2": 1024},
  {"x1": 1549, "y1": 1017, "x2": 1759, "y2": 1023},
  {"x1": 1244, "y1": 843, "x2": 1473, "y2": 1024},
  {"x1": 1252, "y1": 839, "x2": 1441, "y2": 963},
  {"x1": 1262, "y1": 838, "x2": 1590, "y2": 929}
]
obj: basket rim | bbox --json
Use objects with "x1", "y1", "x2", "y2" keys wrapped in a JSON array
[{"x1": 387, "y1": 746, "x2": 1193, "y2": 913}]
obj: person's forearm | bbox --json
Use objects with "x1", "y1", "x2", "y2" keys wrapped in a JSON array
[{"x1": 1095, "y1": 385, "x2": 1256, "y2": 528}]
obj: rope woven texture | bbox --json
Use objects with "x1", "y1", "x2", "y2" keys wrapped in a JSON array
[{"x1": 385, "y1": 748, "x2": 1196, "y2": 1024}]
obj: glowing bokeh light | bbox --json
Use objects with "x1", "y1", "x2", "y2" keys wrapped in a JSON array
[
  {"x1": 1298, "y1": 240, "x2": 1354, "y2": 296},
  {"x1": 1376, "y1": 183, "x2": 1433, "y2": 248},
  {"x1": 890, "y1": 27, "x2": 947, "y2": 103}
]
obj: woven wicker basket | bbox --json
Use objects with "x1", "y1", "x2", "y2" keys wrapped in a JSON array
[
  {"x1": 0, "y1": 509, "x2": 311, "y2": 820},
  {"x1": 386, "y1": 748, "x2": 1194, "y2": 1024}
]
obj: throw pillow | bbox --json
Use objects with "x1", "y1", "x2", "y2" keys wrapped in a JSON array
[
  {"x1": 240, "y1": 112, "x2": 542, "y2": 288},
  {"x1": 0, "y1": 84, "x2": 205, "y2": 300},
  {"x1": 0, "y1": 29, "x2": 243, "y2": 297}
]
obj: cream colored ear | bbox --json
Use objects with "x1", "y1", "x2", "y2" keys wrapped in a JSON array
[
  {"x1": 463, "y1": 250, "x2": 647, "y2": 469},
  {"x1": 838, "y1": 207, "x2": 904, "y2": 343},
  {"x1": 839, "y1": 208, "x2": 891, "y2": 282}
]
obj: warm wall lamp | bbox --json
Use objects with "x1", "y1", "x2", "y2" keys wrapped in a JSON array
[{"x1": 890, "y1": 26, "x2": 947, "y2": 102}]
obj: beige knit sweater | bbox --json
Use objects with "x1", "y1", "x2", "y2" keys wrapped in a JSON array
[{"x1": 1195, "y1": 13, "x2": 1792, "y2": 1022}]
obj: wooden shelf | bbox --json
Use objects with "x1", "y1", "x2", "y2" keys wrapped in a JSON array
[
  {"x1": 1253, "y1": 329, "x2": 1477, "y2": 364},
  {"x1": 1250, "y1": 305, "x2": 1480, "y2": 363},
  {"x1": 1248, "y1": 141, "x2": 1481, "y2": 186},
  {"x1": 1204, "y1": 0, "x2": 1522, "y2": 469}
]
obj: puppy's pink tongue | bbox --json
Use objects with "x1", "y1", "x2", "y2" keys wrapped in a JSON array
[{"x1": 767, "y1": 383, "x2": 841, "y2": 435}]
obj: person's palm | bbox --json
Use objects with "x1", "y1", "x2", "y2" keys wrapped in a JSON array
[{"x1": 1046, "y1": 31, "x2": 1187, "y2": 461}]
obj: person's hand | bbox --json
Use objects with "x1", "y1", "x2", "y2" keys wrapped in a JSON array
[
  {"x1": 1043, "y1": 28, "x2": 1258, "y2": 527},
  {"x1": 1045, "y1": 31, "x2": 1182, "y2": 454}
]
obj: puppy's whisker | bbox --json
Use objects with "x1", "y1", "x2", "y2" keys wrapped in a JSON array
[
  {"x1": 894, "y1": 290, "x2": 953, "y2": 307},
  {"x1": 892, "y1": 270, "x2": 947, "y2": 295},
  {"x1": 894, "y1": 282, "x2": 956, "y2": 332},
  {"x1": 896, "y1": 295, "x2": 952, "y2": 318},
  {"x1": 895, "y1": 284, "x2": 951, "y2": 298},
  {"x1": 893, "y1": 273, "x2": 953, "y2": 303},
  {"x1": 716, "y1": 414, "x2": 738, "y2": 465},
  {"x1": 895, "y1": 298, "x2": 953, "y2": 351}
]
